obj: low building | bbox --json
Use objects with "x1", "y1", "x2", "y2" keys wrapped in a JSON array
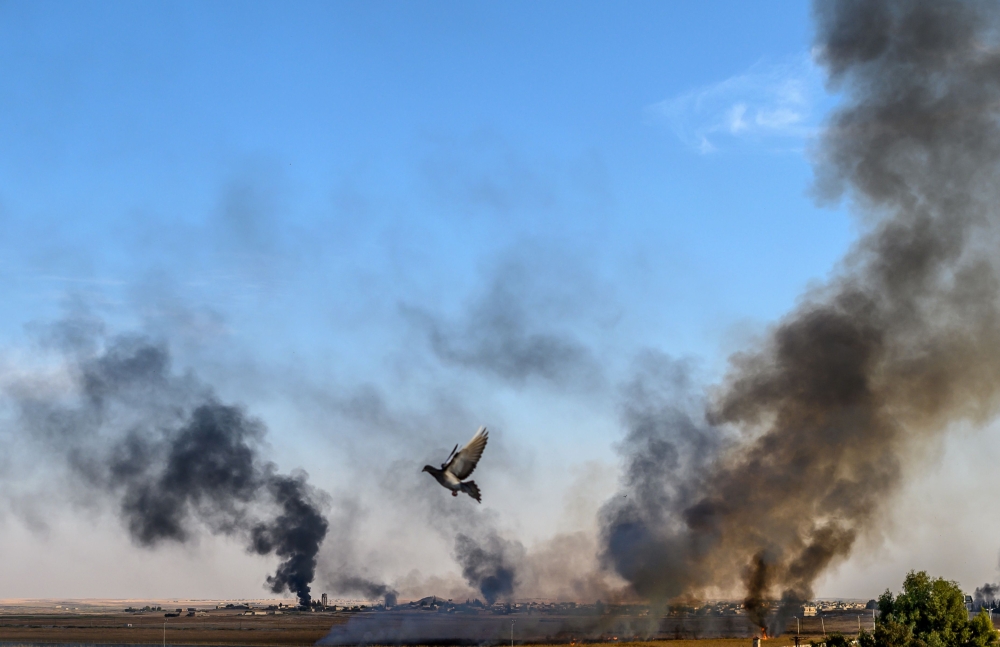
[{"x1": 801, "y1": 605, "x2": 817, "y2": 617}]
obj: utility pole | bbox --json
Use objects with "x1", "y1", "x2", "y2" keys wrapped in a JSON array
[
  {"x1": 821, "y1": 617, "x2": 826, "y2": 637},
  {"x1": 858, "y1": 615, "x2": 862, "y2": 634},
  {"x1": 163, "y1": 621, "x2": 166, "y2": 647},
  {"x1": 511, "y1": 619, "x2": 515, "y2": 647}
]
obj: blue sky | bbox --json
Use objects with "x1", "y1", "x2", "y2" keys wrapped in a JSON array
[
  {"x1": 0, "y1": 1, "x2": 851, "y2": 381},
  {"x1": 10, "y1": 1, "x2": 981, "y2": 601}
]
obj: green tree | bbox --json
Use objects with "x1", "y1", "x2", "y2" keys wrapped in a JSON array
[
  {"x1": 873, "y1": 571, "x2": 999, "y2": 647},
  {"x1": 827, "y1": 633, "x2": 852, "y2": 647},
  {"x1": 876, "y1": 618, "x2": 915, "y2": 647},
  {"x1": 965, "y1": 611, "x2": 999, "y2": 647}
]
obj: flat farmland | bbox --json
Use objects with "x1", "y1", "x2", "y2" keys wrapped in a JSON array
[
  {"x1": 318, "y1": 610, "x2": 876, "y2": 645},
  {"x1": 0, "y1": 610, "x2": 348, "y2": 646},
  {"x1": 0, "y1": 607, "x2": 886, "y2": 646}
]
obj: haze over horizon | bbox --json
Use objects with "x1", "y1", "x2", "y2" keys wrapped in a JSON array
[{"x1": 2, "y1": 0, "x2": 1000, "y2": 607}]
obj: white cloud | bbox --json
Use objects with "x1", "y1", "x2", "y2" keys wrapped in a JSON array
[
  {"x1": 649, "y1": 55, "x2": 829, "y2": 154},
  {"x1": 728, "y1": 102, "x2": 749, "y2": 133}
]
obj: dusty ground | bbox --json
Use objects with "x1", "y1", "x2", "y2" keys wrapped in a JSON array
[
  {"x1": 315, "y1": 610, "x2": 875, "y2": 645},
  {"x1": 0, "y1": 607, "x2": 879, "y2": 646},
  {"x1": 0, "y1": 609, "x2": 347, "y2": 646}
]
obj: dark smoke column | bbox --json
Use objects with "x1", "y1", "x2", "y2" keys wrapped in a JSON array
[
  {"x1": 454, "y1": 532, "x2": 520, "y2": 605},
  {"x1": 9, "y1": 334, "x2": 330, "y2": 608},
  {"x1": 251, "y1": 474, "x2": 330, "y2": 607},
  {"x1": 603, "y1": 0, "x2": 1000, "y2": 633}
]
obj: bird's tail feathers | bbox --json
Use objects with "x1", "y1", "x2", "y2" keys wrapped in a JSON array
[{"x1": 461, "y1": 481, "x2": 481, "y2": 503}]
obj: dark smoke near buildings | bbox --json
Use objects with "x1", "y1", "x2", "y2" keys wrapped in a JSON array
[
  {"x1": 974, "y1": 583, "x2": 1000, "y2": 610},
  {"x1": 603, "y1": 0, "x2": 1000, "y2": 633},
  {"x1": 330, "y1": 575, "x2": 397, "y2": 600},
  {"x1": 454, "y1": 531, "x2": 522, "y2": 605},
  {"x1": 9, "y1": 330, "x2": 328, "y2": 607}
]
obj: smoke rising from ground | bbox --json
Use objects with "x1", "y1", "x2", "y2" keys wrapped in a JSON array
[
  {"x1": 7, "y1": 326, "x2": 328, "y2": 606},
  {"x1": 7, "y1": 0, "x2": 1000, "y2": 614},
  {"x1": 454, "y1": 531, "x2": 522, "y2": 605},
  {"x1": 975, "y1": 583, "x2": 1000, "y2": 610},
  {"x1": 314, "y1": 496, "x2": 400, "y2": 600},
  {"x1": 603, "y1": 0, "x2": 1000, "y2": 632}
]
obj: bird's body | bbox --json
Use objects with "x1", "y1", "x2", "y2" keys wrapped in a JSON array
[{"x1": 423, "y1": 426, "x2": 488, "y2": 503}]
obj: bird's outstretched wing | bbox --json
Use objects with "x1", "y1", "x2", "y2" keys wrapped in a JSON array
[
  {"x1": 444, "y1": 426, "x2": 488, "y2": 480},
  {"x1": 441, "y1": 443, "x2": 459, "y2": 469}
]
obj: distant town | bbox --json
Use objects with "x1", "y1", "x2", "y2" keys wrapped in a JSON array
[{"x1": 112, "y1": 595, "x2": 879, "y2": 618}]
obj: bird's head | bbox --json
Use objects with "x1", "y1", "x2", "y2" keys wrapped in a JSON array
[{"x1": 422, "y1": 465, "x2": 434, "y2": 473}]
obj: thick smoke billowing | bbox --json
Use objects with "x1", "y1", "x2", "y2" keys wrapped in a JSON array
[
  {"x1": 251, "y1": 475, "x2": 329, "y2": 604},
  {"x1": 975, "y1": 583, "x2": 1000, "y2": 610},
  {"x1": 604, "y1": 0, "x2": 1000, "y2": 633},
  {"x1": 454, "y1": 531, "x2": 523, "y2": 605},
  {"x1": 9, "y1": 329, "x2": 328, "y2": 606},
  {"x1": 9, "y1": 0, "x2": 1000, "y2": 619}
]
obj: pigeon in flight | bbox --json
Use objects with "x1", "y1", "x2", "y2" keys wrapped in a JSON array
[{"x1": 422, "y1": 426, "x2": 488, "y2": 503}]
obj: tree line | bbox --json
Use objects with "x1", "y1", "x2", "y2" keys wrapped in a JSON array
[{"x1": 823, "y1": 572, "x2": 997, "y2": 647}]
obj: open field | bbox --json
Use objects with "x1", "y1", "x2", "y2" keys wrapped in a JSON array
[
  {"x1": 316, "y1": 610, "x2": 876, "y2": 645},
  {"x1": 0, "y1": 606, "x2": 881, "y2": 646},
  {"x1": 0, "y1": 610, "x2": 347, "y2": 646}
]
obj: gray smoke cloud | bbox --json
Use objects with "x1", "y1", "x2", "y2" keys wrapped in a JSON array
[
  {"x1": 403, "y1": 256, "x2": 604, "y2": 389},
  {"x1": 7, "y1": 325, "x2": 328, "y2": 606},
  {"x1": 330, "y1": 575, "x2": 396, "y2": 599},
  {"x1": 603, "y1": 0, "x2": 1000, "y2": 633},
  {"x1": 314, "y1": 495, "x2": 399, "y2": 600}
]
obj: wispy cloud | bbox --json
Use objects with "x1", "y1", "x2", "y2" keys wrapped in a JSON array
[{"x1": 649, "y1": 55, "x2": 828, "y2": 154}]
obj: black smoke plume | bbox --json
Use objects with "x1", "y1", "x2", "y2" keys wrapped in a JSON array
[
  {"x1": 604, "y1": 0, "x2": 1000, "y2": 633},
  {"x1": 329, "y1": 574, "x2": 396, "y2": 599},
  {"x1": 743, "y1": 553, "x2": 773, "y2": 630},
  {"x1": 454, "y1": 531, "x2": 522, "y2": 605},
  {"x1": 250, "y1": 474, "x2": 329, "y2": 604},
  {"x1": 10, "y1": 329, "x2": 328, "y2": 606},
  {"x1": 975, "y1": 583, "x2": 1000, "y2": 611}
]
